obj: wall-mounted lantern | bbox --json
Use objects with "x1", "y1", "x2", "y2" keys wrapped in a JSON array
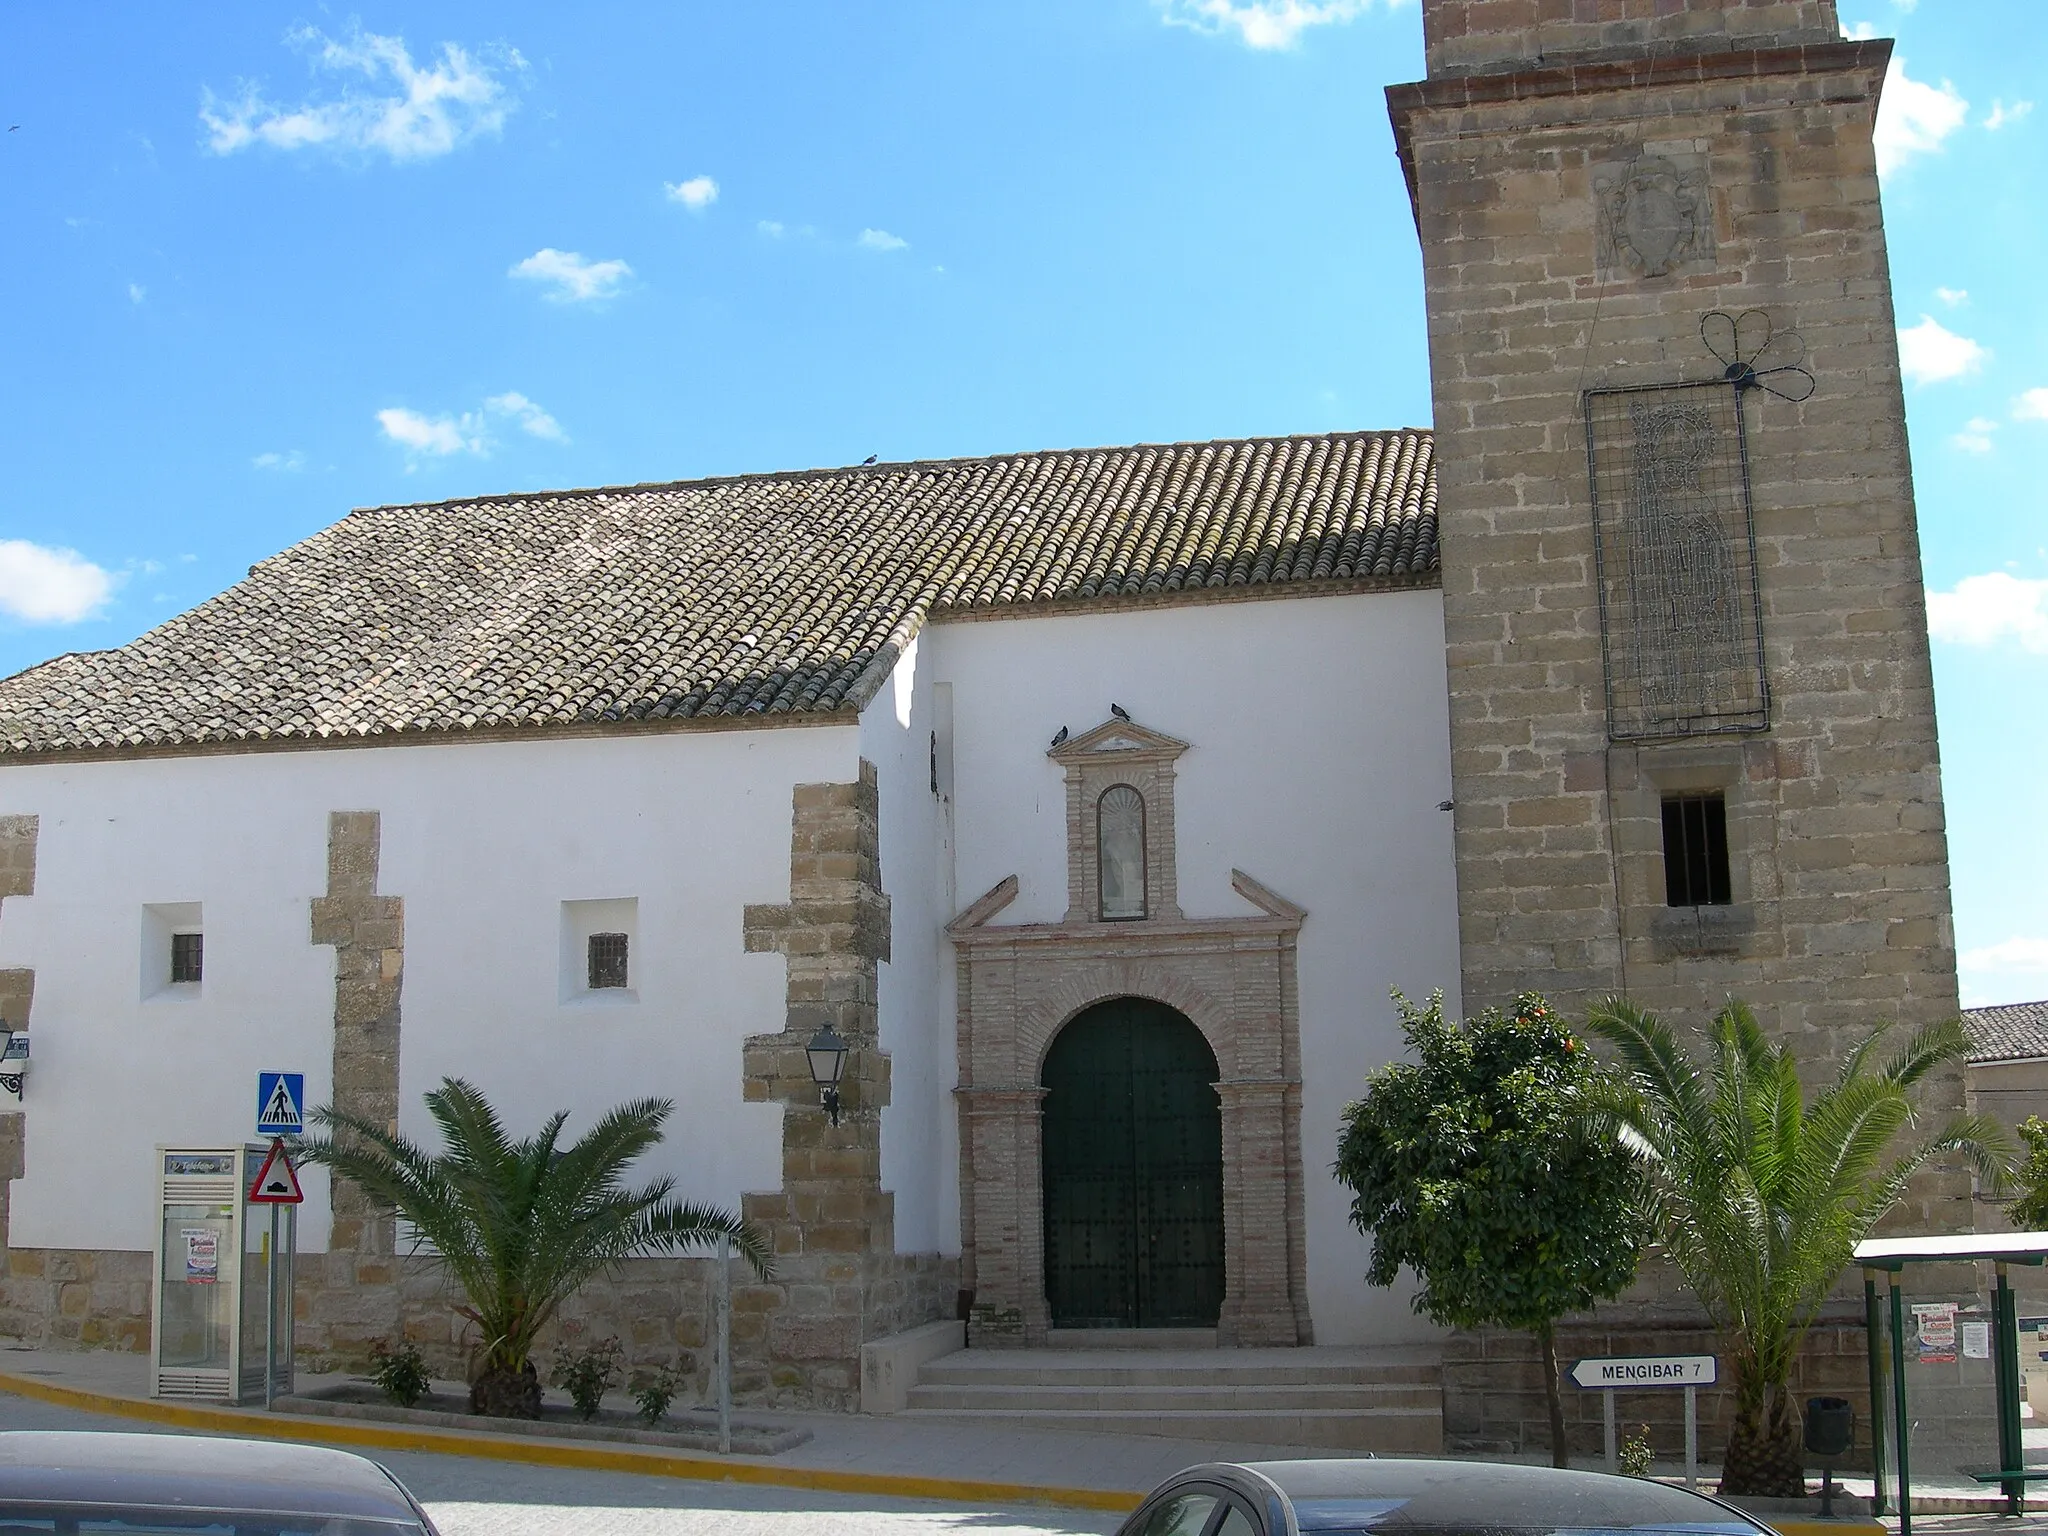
[{"x1": 805, "y1": 1025, "x2": 849, "y2": 1125}]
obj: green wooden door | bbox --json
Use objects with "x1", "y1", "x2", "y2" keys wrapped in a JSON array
[{"x1": 1041, "y1": 998, "x2": 1224, "y2": 1328}]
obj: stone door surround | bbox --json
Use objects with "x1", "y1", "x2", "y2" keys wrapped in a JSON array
[{"x1": 948, "y1": 714, "x2": 1312, "y2": 1347}]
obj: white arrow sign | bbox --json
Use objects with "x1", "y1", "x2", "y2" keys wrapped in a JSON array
[{"x1": 1570, "y1": 1354, "x2": 1717, "y2": 1389}]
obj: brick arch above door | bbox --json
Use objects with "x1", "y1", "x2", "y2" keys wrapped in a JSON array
[{"x1": 947, "y1": 868, "x2": 1312, "y2": 1347}]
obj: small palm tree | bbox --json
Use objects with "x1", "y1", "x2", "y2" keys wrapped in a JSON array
[
  {"x1": 1583, "y1": 999, "x2": 2006, "y2": 1497},
  {"x1": 300, "y1": 1077, "x2": 771, "y2": 1419}
]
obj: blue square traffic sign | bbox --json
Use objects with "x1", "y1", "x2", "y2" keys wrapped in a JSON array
[{"x1": 256, "y1": 1071, "x2": 305, "y2": 1137}]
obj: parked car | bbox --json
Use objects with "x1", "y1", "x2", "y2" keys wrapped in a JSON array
[
  {"x1": 1115, "y1": 1460, "x2": 1775, "y2": 1536},
  {"x1": 0, "y1": 1430, "x2": 440, "y2": 1533}
]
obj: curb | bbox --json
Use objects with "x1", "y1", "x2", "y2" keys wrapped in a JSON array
[{"x1": 0, "y1": 1368, "x2": 1141, "y2": 1514}]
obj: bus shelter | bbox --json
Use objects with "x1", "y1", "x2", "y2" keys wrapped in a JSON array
[{"x1": 1857, "y1": 1232, "x2": 2048, "y2": 1531}]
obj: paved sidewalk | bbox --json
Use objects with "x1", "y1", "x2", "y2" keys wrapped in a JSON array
[
  {"x1": 2, "y1": 1344, "x2": 2036, "y2": 1521},
  {"x1": 0, "y1": 1345, "x2": 1362, "y2": 1507}
]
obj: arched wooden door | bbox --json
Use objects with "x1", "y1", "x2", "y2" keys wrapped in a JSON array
[{"x1": 1040, "y1": 997, "x2": 1224, "y2": 1328}]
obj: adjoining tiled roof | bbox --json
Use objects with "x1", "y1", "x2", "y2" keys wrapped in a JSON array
[
  {"x1": 0, "y1": 431, "x2": 1436, "y2": 756},
  {"x1": 1967, "y1": 1000, "x2": 2048, "y2": 1065}
]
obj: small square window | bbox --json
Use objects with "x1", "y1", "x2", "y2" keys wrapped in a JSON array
[
  {"x1": 170, "y1": 931, "x2": 204, "y2": 984},
  {"x1": 587, "y1": 932, "x2": 629, "y2": 990},
  {"x1": 1661, "y1": 793, "x2": 1732, "y2": 907}
]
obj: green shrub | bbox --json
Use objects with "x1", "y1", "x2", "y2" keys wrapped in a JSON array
[
  {"x1": 1619, "y1": 1425, "x2": 1654, "y2": 1479},
  {"x1": 632, "y1": 1366, "x2": 680, "y2": 1427},
  {"x1": 368, "y1": 1340, "x2": 431, "y2": 1410},
  {"x1": 553, "y1": 1336, "x2": 623, "y2": 1421}
]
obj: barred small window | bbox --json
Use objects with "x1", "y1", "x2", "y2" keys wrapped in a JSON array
[
  {"x1": 1662, "y1": 794, "x2": 1731, "y2": 907},
  {"x1": 587, "y1": 932, "x2": 630, "y2": 990},
  {"x1": 170, "y1": 931, "x2": 204, "y2": 985}
]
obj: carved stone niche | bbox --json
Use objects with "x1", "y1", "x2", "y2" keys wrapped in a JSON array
[
  {"x1": 946, "y1": 714, "x2": 1314, "y2": 1348},
  {"x1": 1051, "y1": 717, "x2": 1187, "y2": 922}
]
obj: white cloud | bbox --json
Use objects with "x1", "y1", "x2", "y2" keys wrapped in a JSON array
[
  {"x1": 252, "y1": 450, "x2": 307, "y2": 471},
  {"x1": 1157, "y1": 0, "x2": 1392, "y2": 49},
  {"x1": 665, "y1": 175, "x2": 718, "y2": 211},
  {"x1": 2014, "y1": 388, "x2": 2048, "y2": 422},
  {"x1": 1897, "y1": 315, "x2": 1988, "y2": 386},
  {"x1": 378, "y1": 392, "x2": 565, "y2": 460},
  {"x1": 1936, "y1": 286, "x2": 1969, "y2": 307},
  {"x1": 200, "y1": 27, "x2": 522, "y2": 162},
  {"x1": 1984, "y1": 99, "x2": 2034, "y2": 131},
  {"x1": 757, "y1": 220, "x2": 786, "y2": 239},
  {"x1": 127, "y1": 283, "x2": 145, "y2": 305},
  {"x1": 1950, "y1": 418, "x2": 1998, "y2": 454},
  {"x1": 0, "y1": 540, "x2": 117, "y2": 624},
  {"x1": 1874, "y1": 56, "x2": 1968, "y2": 175},
  {"x1": 857, "y1": 228, "x2": 908, "y2": 252},
  {"x1": 1925, "y1": 572, "x2": 2048, "y2": 652},
  {"x1": 509, "y1": 247, "x2": 631, "y2": 303},
  {"x1": 1844, "y1": 20, "x2": 1878, "y2": 40},
  {"x1": 377, "y1": 406, "x2": 485, "y2": 458},
  {"x1": 485, "y1": 391, "x2": 565, "y2": 442},
  {"x1": 1962, "y1": 937, "x2": 2048, "y2": 973}
]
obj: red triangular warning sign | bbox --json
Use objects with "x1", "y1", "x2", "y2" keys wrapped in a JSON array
[{"x1": 247, "y1": 1138, "x2": 305, "y2": 1205}]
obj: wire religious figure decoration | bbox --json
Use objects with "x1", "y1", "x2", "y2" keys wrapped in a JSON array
[{"x1": 1583, "y1": 310, "x2": 1815, "y2": 741}]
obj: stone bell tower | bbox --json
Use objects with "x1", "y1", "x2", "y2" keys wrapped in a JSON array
[{"x1": 1390, "y1": 0, "x2": 1965, "y2": 1175}]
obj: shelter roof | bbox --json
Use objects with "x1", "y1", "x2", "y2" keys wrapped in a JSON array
[
  {"x1": 0, "y1": 430, "x2": 1437, "y2": 757},
  {"x1": 1855, "y1": 1233, "x2": 2048, "y2": 1269},
  {"x1": 1966, "y1": 999, "x2": 2048, "y2": 1064}
]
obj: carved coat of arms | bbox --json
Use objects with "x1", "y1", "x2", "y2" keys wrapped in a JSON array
[{"x1": 1597, "y1": 155, "x2": 1713, "y2": 278}]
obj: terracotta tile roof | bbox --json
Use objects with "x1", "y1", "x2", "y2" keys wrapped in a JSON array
[
  {"x1": 0, "y1": 430, "x2": 1436, "y2": 755},
  {"x1": 1967, "y1": 1000, "x2": 2048, "y2": 1065}
]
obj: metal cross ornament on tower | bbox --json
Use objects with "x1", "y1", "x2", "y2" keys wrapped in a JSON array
[
  {"x1": 1699, "y1": 308, "x2": 1816, "y2": 402},
  {"x1": 1582, "y1": 307, "x2": 1817, "y2": 742}
]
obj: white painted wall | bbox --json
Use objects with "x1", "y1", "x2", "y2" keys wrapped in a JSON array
[
  {"x1": 860, "y1": 636, "x2": 958, "y2": 1256},
  {"x1": 916, "y1": 590, "x2": 1463, "y2": 1345},
  {"x1": 0, "y1": 725, "x2": 859, "y2": 1257},
  {"x1": 1, "y1": 585, "x2": 1462, "y2": 1350}
]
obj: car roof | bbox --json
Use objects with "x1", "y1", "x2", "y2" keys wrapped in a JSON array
[
  {"x1": 0, "y1": 1433, "x2": 421, "y2": 1520},
  {"x1": 1226, "y1": 1460, "x2": 1765, "y2": 1531}
]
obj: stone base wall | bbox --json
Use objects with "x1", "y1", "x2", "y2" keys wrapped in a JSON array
[
  {"x1": 0, "y1": 1241, "x2": 951, "y2": 1417},
  {"x1": 1445, "y1": 1315, "x2": 1874, "y2": 1471},
  {"x1": 0, "y1": 1246, "x2": 149, "y2": 1351}
]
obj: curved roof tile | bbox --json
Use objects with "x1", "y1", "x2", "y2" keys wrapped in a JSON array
[{"x1": 0, "y1": 429, "x2": 1437, "y2": 756}]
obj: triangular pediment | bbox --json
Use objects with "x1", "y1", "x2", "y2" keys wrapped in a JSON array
[{"x1": 1047, "y1": 715, "x2": 1189, "y2": 764}]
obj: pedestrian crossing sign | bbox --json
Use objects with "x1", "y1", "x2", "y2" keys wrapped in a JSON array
[{"x1": 256, "y1": 1071, "x2": 305, "y2": 1137}]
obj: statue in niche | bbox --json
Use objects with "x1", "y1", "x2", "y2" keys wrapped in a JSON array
[
  {"x1": 1097, "y1": 784, "x2": 1147, "y2": 920},
  {"x1": 1597, "y1": 155, "x2": 1713, "y2": 278}
]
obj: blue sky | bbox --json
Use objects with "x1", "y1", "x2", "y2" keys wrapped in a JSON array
[{"x1": 1, "y1": 0, "x2": 2043, "y2": 1007}]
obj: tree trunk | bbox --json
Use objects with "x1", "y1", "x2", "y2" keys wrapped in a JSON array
[
  {"x1": 470, "y1": 1360, "x2": 542, "y2": 1419},
  {"x1": 1539, "y1": 1322, "x2": 1569, "y2": 1469},
  {"x1": 1718, "y1": 1382, "x2": 1803, "y2": 1497}
]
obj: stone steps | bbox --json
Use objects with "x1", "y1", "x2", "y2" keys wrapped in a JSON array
[
  {"x1": 895, "y1": 1404, "x2": 1442, "y2": 1453},
  {"x1": 899, "y1": 1344, "x2": 1444, "y2": 1453},
  {"x1": 905, "y1": 1381, "x2": 1440, "y2": 1412}
]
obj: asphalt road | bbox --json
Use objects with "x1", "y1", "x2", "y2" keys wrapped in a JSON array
[{"x1": 0, "y1": 1390, "x2": 1123, "y2": 1536}]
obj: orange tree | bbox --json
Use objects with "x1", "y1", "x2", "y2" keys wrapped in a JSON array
[{"x1": 1336, "y1": 991, "x2": 1645, "y2": 1466}]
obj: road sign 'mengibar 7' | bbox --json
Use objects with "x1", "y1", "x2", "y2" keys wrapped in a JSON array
[{"x1": 1569, "y1": 1354, "x2": 1717, "y2": 1389}]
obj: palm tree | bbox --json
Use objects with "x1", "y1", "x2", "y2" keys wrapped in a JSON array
[
  {"x1": 1582, "y1": 999, "x2": 2005, "y2": 1497},
  {"x1": 299, "y1": 1077, "x2": 771, "y2": 1419}
]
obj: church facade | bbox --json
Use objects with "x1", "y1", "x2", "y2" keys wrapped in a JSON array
[
  {"x1": 0, "y1": 0, "x2": 1962, "y2": 1440},
  {"x1": 0, "y1": 434, "x2": 1461, "y2": 1401}
]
